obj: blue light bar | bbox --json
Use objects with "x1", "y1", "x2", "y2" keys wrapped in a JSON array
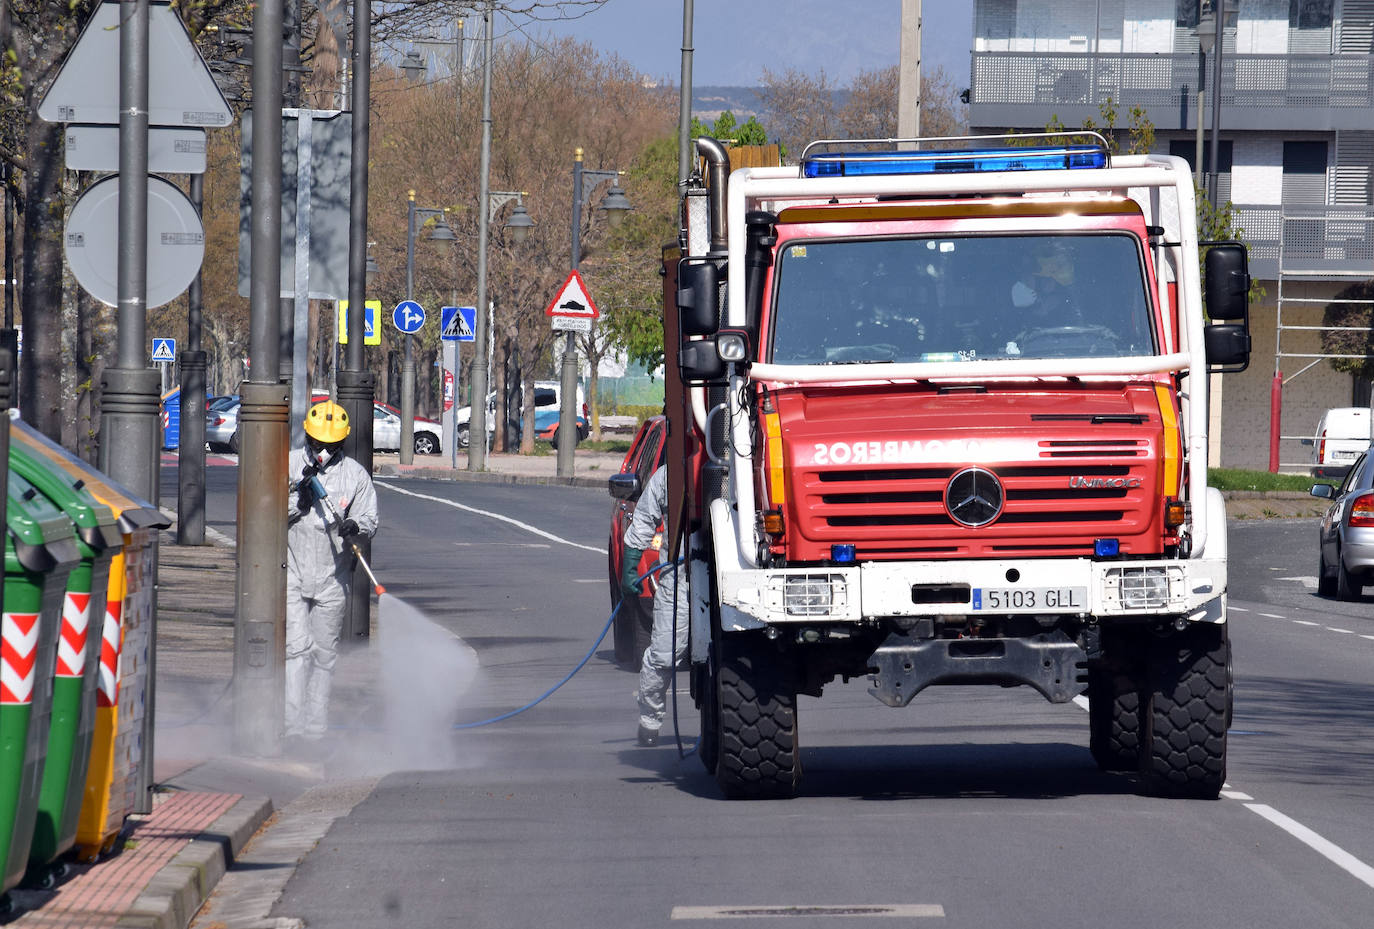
[
  {"x1": 801, "y1": 145, "x2": 1108, "y2": 179},
  {"x1": 1094, "y1": 538, "x2": 1120, "y2": 558},
  {"x1": 831, "y1": 544, "x2": 856, "y2": 564}
]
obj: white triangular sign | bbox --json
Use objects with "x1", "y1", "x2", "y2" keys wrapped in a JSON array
[
  {"x1": 543, "y1": 270, "x2": 599, "y2": 318},
  {"x1": 38, "y1": 2, "x2": 232, "y2": 127}
]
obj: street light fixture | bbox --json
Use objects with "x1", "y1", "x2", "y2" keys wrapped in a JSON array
[
  {"x1": 403, "y1": 189, "x2": 450, "y2": 465},
  {"x1": 561, "y1": 147, "x2": 633, "y2": 477},
  {"x1": 400, "y1": 49, "x2": 426, "y2": 82}
]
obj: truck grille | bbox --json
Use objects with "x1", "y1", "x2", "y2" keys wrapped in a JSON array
[{"x1": 791, "y1": 447, "x2": 1157, "y2": 560}]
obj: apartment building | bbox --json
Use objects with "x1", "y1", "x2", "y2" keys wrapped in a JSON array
[{"x1": 968, "y1": 0, "x2": 1374, "y2": 470}]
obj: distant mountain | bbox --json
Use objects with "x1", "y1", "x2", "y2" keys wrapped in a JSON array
[{"x1": 692, "y1": 85, "x2": 765, "y2": 120}]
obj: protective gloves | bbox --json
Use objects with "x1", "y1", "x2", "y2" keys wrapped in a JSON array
[
  {"x1": 620, "y1": 547, "x2": 645, "y2": 597},
  {"x1": 339, "y1": 518, "x2": 361, "y2": 538},
  {"x1": 295, "y1": 480, "x2": 316, "y2": 514}
]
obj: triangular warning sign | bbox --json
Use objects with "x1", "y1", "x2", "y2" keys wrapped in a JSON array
[
  {"x1": 38, "y1": 2, "x2": 232, "y2": 128},
  {"x1": 443, "y1": 309, "x2": 473, "y2": 339},
  {"x1": 544, "y1": 270, "x2": 600, "y2": 319}
]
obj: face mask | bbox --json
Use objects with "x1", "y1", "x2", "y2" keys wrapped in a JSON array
[{"x1": 307, "y1": 446, "x2": 333, "y2": 470}]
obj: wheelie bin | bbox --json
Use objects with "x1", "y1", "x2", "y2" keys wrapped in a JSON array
[
  {"x1": 9, "y1": 443, "x2": 121, "y2": 886},
  {"x1": 0, "y1": 469, "x2": 80, "y2": 895},
  {"x1": 6, "y1": 421, "x2": 168, "y2": 861}
]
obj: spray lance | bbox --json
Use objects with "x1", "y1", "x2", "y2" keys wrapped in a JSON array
[{"x1": 300, "y1": 465, "x2": 386, "y2": 596}]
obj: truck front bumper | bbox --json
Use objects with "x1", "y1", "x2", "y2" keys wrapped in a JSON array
[{"x1": 716, "y1": 556, "x2": 1226, "y2": 631}]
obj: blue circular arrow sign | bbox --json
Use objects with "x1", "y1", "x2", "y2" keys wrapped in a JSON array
[{"x1": 393, "y1": 300, "x2": 426, "y2": 334}]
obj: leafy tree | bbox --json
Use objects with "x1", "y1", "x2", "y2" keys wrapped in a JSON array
[
  {"x1": 1319, "y1": 281, "x2": 1374, "y2": 379},
  {"x1": 690, "y1": 111, "x2": 769, "y2": 147}
]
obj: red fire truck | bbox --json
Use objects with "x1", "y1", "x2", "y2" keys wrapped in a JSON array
[{"x1": 662, "y1": 134, "x2": 1252, "y2": 800}]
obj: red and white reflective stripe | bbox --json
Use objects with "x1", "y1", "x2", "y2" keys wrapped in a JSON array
[
  {"x1": 56, "y1": 591, "x2": 92, "y2": 678},
  {"x1": 1, "y1": 612, "x2": 41, "y2": 705},
  {"x1": 96, "y1": 599, "x2": 123, "y2": 708}
]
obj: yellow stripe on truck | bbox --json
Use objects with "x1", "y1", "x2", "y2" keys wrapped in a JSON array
[
  {"x1": 764, "y1": 411, "x2": 786, "y2": 508},
  {"x1": 1155, "y1": 384, "x2": 1181, "y2": 496}
]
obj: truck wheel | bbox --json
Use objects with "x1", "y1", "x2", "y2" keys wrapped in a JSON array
[
  {"x1": 715, "y1": 634, "x2": 800, "y2": 800},
  {"x1": 1088, "y1": 665, "x2": 1142, "y2": 772},
  {"x1": 1140, "y1": 623, "x2": 1229, "y2": 799},
  {"x1": 698, "y1": 651, "x2": 720, "y2": 776}
]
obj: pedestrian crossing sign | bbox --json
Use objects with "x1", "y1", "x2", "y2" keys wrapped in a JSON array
[
  {"x1": 337, "y1": 299, "x2": 382, "y2": 345},
  {"x1": 440, "y1": 306, "x2": 476, "y2": 342},
  {"x1": 151, "y1": 337, "x2": 176, "y2": 362}
]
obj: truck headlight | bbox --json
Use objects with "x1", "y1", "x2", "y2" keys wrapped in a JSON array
[
  {"x1": 1114, "y1": 567, "x2": 1170, "y2": 609},
  {"x1": 783, "y1": 573, "x2": 847, "y2": 616}
]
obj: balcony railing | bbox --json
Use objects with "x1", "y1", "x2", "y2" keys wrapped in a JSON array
[
  {"x1": 1231, "y1": 204, "x2": 1374, "y2": 280},
  {"x1": 971, "y1": 51, "x2": 1374, "y2": 112}
]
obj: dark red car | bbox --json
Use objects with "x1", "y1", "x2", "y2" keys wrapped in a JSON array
[{"x1": 606, "y1": 416, "x2": 667, "y2": 670}]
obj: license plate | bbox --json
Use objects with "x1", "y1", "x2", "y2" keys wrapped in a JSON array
[
  {"x1": 973, "y1": 587, "x2": 1086, "y2": 612},
  {"x1": 1333, "y1": 450, "x2": 1358, "y2": 460}
]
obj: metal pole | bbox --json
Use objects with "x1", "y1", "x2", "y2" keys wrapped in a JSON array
[
  {"x1": 3, "y1": 163, "x2": 12, "y2": 329},
  {"x1": 233, "y1": 0, "x2": 289, "y2": 757},
  {"x1": 177, "y1": 174, "x2": 208, "y2": 546},
  {"x1": 677, "y1": 0, "x2": 693, "y2": 189},
  {"x1": 339, "y1": 0, "x2": 375, "y2": 641},
  {"x1": 558, "y1": 152, "x2": 585, "y2": 479},
  {"x1": 402, "y1": 192, "x2": 416, "y2": 464},
  {"x1": 897, "y1": 0, "x2": 921, "y2": 141},
  {"x1": 467, "y1": 1, "x2": 494, "y2": 472},
  {"x1": 290, "y1": 111, "x2": 314, "y2": 449},
  {"x1": 1207, "y1": 1, "x2": 1224, "y2": 208}
]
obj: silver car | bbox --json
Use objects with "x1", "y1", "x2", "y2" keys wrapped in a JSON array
[
  {"x1": 1310, "y1": 445, "x2": 1374, "y2": 600},
  {"x1": 205, "y1": 398, "x2": 241, "y2": 452}
]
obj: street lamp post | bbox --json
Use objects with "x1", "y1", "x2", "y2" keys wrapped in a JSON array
[
  {"x1": 448, "y1": 190, "x2": 532, "y2": 468},
  {"x1": 564, "y1": 148, "x2": 631, "y2": 477},
  {"x1": 1197, "y1": 0, "x2": 1232, "y2": 208},
  {"x1": 403, "y1": 190, "x2": 454, "y2": 465}
]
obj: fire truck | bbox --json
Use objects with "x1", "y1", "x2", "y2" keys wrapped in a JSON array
[{"x1": 662, "y1": 134, "x2": 1252, "y2": 800}]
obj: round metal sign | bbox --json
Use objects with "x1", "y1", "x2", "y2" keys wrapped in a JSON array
[
  {"x1": 393, "y1": 299, "x2": 426, "y2": 334},
  {"x1": 63, "y1": 174, "x2": 205, "y2": 309}
]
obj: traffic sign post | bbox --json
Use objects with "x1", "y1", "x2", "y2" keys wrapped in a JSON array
[
  {"x1": 393, "y1": 300, "x2": 425, "y2": 334},
  {"x1": 543, "y1": 270, "x2": 601, "y2": 321},
  {"x1": 150, "y1": 338, "x2": 176, "y2": 363},
  {"x1": 440, "y1": 306, "x2": 477, "y2": 342}
]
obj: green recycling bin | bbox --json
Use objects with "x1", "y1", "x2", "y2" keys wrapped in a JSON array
[
  {"x1": 9, "y1": 444, "x2": 120, "y2": 885},
  {"x1": 0, "y1": 470, "x2": 79, "y2": 895}
]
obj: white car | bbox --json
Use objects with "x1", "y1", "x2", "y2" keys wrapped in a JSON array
[
  {"x1": 1310, "y1": 407, "x2": 1372, "y2": 479},
  {"x1": 455, "y1": 380, "x2": 587, "y2": 448},
  {"x1": 372, "y1": 403, "x2": 443, "y2": 455}
]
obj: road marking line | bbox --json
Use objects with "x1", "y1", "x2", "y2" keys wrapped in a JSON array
[
  {"x1": 1230, "y1": 605, "x2": 1250, "y2": 612},
  {"x1": 1245, "y1": 804, "x2": 1374, "y2": 889},
  {"x1": 1326, "y1": 627, "x2": 1355, "y2": 634},
  {"x1": 671, "y1": 905, "x2": 945, "y2": 920},
  {"x1": 1072, "y1": 695, "x2": 1090, "y2": 712},
  {"x1": 1258, "y1": 613, "x2": 1285, "y2": 619},
  {"x1": 1362, "y1": 635, "x2": 1374, "y2": 641},
  {"x1": 377, "y1": 482, "x2": 607, "y2": 554},
  {"x1": 1292, "y1": 620, "x2": 1320, "y2": 626},
  {"x1": 1221, "y1": 789, "x2": 1253, "y2": 800}
]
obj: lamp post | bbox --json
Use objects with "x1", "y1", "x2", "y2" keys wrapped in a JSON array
[
  {"x1": 403, "y1": 190, "x2": 454, "y2": 465},
  {"x1": 564, "y1": 147, "x2": 632, "y2": 478},
  {"x1": 449, "y1": 190, "x2": 532, "y2": 469},
  {"x1": 1197, "y1": 0, "x2": 1232, "y2": 208}
]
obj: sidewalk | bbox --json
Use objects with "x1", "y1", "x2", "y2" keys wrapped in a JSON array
[{"x1": 2, "y1": 448, "x2": 615, "y2": 927}]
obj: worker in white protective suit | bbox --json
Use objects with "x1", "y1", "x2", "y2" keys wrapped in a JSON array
[
  {"x1": 286, "y1": 400, "x2": 378, "y2": 743},
  {"x1": 621, "y1": 464, "x2": 689, "y2": 747}
]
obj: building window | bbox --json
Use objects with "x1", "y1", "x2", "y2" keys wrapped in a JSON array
[
  {"x1": 1176, "y1": 0, "x2": 1200, "y2": 28},
  {"x1": 1169, "y1": 140, "x2": 1233, "y2": 201},
  {"x1": 1289, "y1": 0, "x2": 1333, "y2": 29}
]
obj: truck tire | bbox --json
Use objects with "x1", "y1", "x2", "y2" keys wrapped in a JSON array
[
  {"x1": 1140, "y1": 623, "x2": 1229, "y2": 799},
  {"x1": 1087, "y1": 666, "x2": 1141, "y2": 772},
  {"x1": 715, "y1": 634, "x2": 800, "y2": 800},
  {"x1": 698, "y1": 650, "x2": 720, "y2": 776}
]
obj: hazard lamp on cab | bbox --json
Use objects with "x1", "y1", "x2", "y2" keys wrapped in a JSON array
[{"x1": 801, "y1": 144, "x2": 1108, "y2": 178}]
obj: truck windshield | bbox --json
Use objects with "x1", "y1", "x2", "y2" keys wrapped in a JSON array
[{"x1": 769, "y1": 233, "x2": 1154, "y2": 364}]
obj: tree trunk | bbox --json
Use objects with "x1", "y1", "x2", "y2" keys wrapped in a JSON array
[{"x1": 20, "y1": 121, "x2": 68, "y2": 441}]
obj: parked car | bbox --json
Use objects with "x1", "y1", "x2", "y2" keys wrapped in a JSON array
[
  {"x1": 605, "y1": 416, "x2": 668, "y2": 670},
  {"x1": 1309, "y1": 407, "x2": 1372, "y2": 480},
  {"x1": 205, "y1": 398, "x2": 241, "y2": 452},
  {"x1": 1311, "y1": 446, "x2": 1374, "y2": 600},
  {"x1": 532, "y1": 408, "x2": 590, "y2": 447},
  {"x1": 455, "y1": 380, "x2": 588, "y2": 449},
  {"x1": 372, "y1": 402, "x2": 443, "y2": 455}
]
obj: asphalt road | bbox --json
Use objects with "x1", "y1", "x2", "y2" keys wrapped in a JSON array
[{"x1": 174, "y1": 471, "x2": 1374, "y2": 928}]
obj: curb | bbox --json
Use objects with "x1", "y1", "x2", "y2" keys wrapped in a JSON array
[
  {"x1": 115, "y1": 795, "x2": 273, "y2": 929},
  {"x1": 374, "y1": 463, "x2": 612, "y2": 489}
]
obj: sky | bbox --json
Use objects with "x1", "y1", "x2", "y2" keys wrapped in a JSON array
[{"x1": 503, "y1": 0, "x2": 976, "y2": 90}]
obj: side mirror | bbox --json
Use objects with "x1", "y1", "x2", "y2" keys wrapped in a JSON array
[
  {"x1": 608, "y1": 472, "x2": 642, "y2": 501},
  {"x1": 1204, "y1": 243, "x2": 1250, "y2": 321},
  {"x1": 1204, "y1": 322, "x2": 1251, "y2": 372},
  {"x1": 678, "y1": 260, "x2": 721, "y2": 336},
  {"x1": 1310, "y1": 483, "x2": 1336, "y2": 500},
  {"x1": 679, "y1": 338, "x2": 726, "y2": 383}
]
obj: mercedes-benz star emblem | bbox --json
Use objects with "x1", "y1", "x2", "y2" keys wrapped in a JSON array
[{"x1": 945, "y1": 467, "x2": 1004, "y2": 527}]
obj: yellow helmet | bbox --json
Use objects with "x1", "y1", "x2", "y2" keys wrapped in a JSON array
[{"x1": 304, "y1": 401, "x2": 350, "y2": 444}]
